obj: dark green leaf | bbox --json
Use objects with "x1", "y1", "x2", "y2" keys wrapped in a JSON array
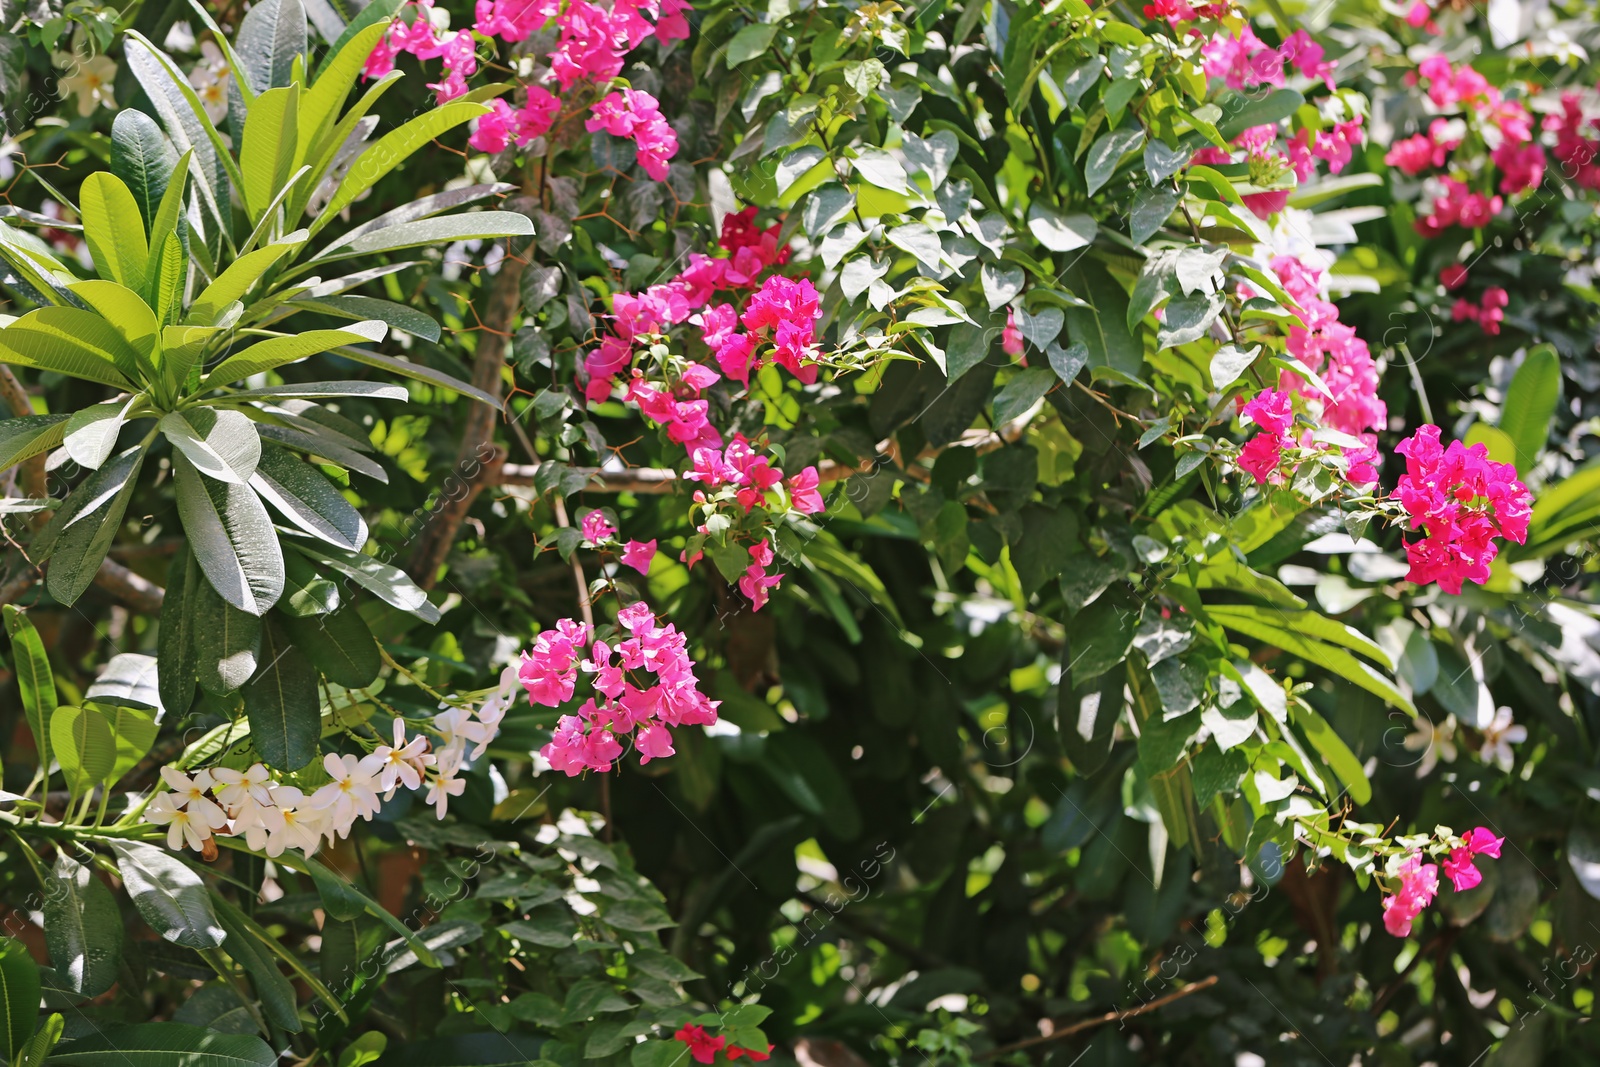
[
  {"x1": 43, "y1": 853, "x2": 123, "y2": 998},
  {"x1": 50, "y1": 1022, "x2": 275, "y2": 1066},
  {"x1": 279, "y1": 603, "x2": 380, "y2": 688},
  {"x1": 0, "y1": 937, "x2": 39, "y2": 1059},
  {"x1": 242, "y1": 617, "x2": 321, "y2": 771}
]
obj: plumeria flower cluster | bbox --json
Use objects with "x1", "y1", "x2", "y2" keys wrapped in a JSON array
[
  {"x1": 143, "y1": 724, "x2": 431, "y2": 858},
  {"x1": 362, "y1": 0, "x2": 684, "y2": 178},
  {"x1": 520, "y1": 602, "x2": 720, "y2": 774},
  {"x1": 1381, "y1": 826, "x2": 1504, "y2": 937},
  {"x1": 1392, "y1": 424, "x2": 1532, "y2": 594}
]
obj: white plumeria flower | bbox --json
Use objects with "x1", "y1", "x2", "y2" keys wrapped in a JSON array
[
  {"x1": 373, "y1": 719, "x2": 433, "y2": 798},
  {"x1": 264, "y1": 787, "x2": 324, "y2": 858},
  {"x1": 212, "y1": 763, "x2": 272, "y2": 809},
  {"x1": 425, "y1": 750, "x2": 466, "y2": 819},
  {"x1": 311, "y1": 753, "x2": 384, "y2": 829},
  {"x1": 469, "y1": 665, "x2": 518, "y2": 759},
  {"x1": 55, "y1": 53, "x2": 117, "y2": 117},
  {"x1": 231, "y1": 794, "x2": 285, "y2": 852},
  {"x1": 1402, "y1": 716, "x2": 1457, "y2": 778},
  {"x1": 159, "y1": 767, "x2": 228, "y2": 828},
  {"x1": 187, "y1": 40, "x2": 230, "y2": 122},
  {"x1": 1479, "y1": 706, "x2": 1528, "y2": 773},
  {"x1": 146, "y1": 791, "x2": 225, "y2": 852},
  {"x1": 434, "y1": 706, "x2": 491, "y2": 759}
]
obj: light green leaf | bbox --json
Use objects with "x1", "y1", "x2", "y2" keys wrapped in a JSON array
[
  {"x1": 1499, "y1": 344, "x2": 1559, "y2": 474},
  {"x1": 187, "y1": 232, "x2": 306, "y2": 326},
  {"x1": 50, "y1": 1022, "x2": 274, "y2": 1066},
  {"x1": 726, "y1": 22, "x2": 780, "y2": 67},
  {"x1": 79, "y1": 173, "x2": 149, "y2": 291},
  {"x1": 240, "y1": 85, "x2": 302, "y2": 221},
  {"x1": 49, "y1": 705, "x2": 116, "y2": 794},
  {"x1": 3, "y1": 606, "x2": 56, "y2": 778},
  {"x1": 0, "y1": 307, "x2": 141, "y2": 388},
  {"x1": 0, "y1": 937, "x2": 39, "y2": 1059},
  {"x1": 0, "y1": 415, "x2": 70, "y2": 472},
  {"x1": 1291, "y1": 702, "x2": 1371, "y2": 805},
  {"x1": 203, "y1": 321, "x2": 386, "y2": 386}
]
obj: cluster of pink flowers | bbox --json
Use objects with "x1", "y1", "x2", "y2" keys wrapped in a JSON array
[
  {"x1": 521, "y1": 603, "x2": 720, "y2": 774},
  {"x1": 1235, "y1": 387, "x2": 1294, "y2": 485},
  {"x1": 586, "y1": 89, "x2": 679, "y2": 179},
  {"x1": 1384, "y1": 118, "x2": 1463, "y2": 175},
  {"x1": 684, "y1": 433, "x2": 823, "y2": 515},
  {"x1": 1451, "y1": 284, "x2": 1509, "y2": 336},
  {"x1": 363, "y1": 0, "x2": 685, "y2": 180},
  {"x1": 578, "y1": 510, "x2": 660, "y2": 576},
  {"x1": 1387, "y1": 55, "x2": 1543, "y2": 225},
  {"x1": 469, "y1": 90, "x2": 561, "y2": 153},
  {"x1": 674, "y1": 1025, "x2": 772, "y2": 1064},
  {"x1": 1194, "y1": 118, "x2": 1362, "y2": 218},
  {"x1": 1382, "y1": 827, "x2": 1503, "y2": 937},
  {"x1": 1142, "y1": 0, "x2": 1229, "y2": 24},
  {"x1": 582, "y1": 208, "x2": 809, "y2": 412},
  {"x1": 1546, "y1": 92, "x2": 1600, "y2": 192},
  {"x1": 1392, "y1": 424, "x2": 1531, "y2": 594},
  {"x1": 1415, "y1": 177, "x2": 1503, "y2": 236},
  {"x1": 1201, "y1": 27, "x2": 1333, "y2": 91}
]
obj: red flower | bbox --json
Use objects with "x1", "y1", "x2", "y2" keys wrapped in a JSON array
[{"x1": 675, "y1": 1026, "x2": 727, "y2": 1065}]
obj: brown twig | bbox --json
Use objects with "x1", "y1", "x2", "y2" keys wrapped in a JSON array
[
  {"x1": 0, "y1": 558, "x2": 163, "y2": 613},
  {"x1": 406, "y1": 223, "x2": 531, "y2": 587},
  {"x1": 976, "y1": 975, "x2": 1220, "y2": 1060}
]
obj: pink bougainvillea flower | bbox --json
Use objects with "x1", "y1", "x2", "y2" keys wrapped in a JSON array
[
  {"x1": 1240, "y1": 388, "x2": 1294, "y2": 437},
  {"x1": 581, "y1": 510, "x2": 616, "y2": 543},
  {"x1": 1382, "y1": 853, "x2": 1440, "y2": 937},
  {"x1": 1465, "y1": 827, "x2": 1504, "y2": 858},
  {"x1": 1392, "y1": 424, "x2": 1531, "y2": 594},
  {"x1": 675, "y1": 1026, "x2": 727, "y2": 1065},
  {"x1": 621, "y1": 539, "x2": 657, "y2": 575},
  {"x1": 1442, "y1": 847, "x2": 1483, "y2": 892},
  {"x1": 788, "y1": 466, "x2": 825, "y2": 514},
  {"x1": 1440, "y1": 264, "x2": 1469, "y2": 290},
  {"x1": 1002, "y1": 308, "x2": 1023, "y2": 357},
  {"x1": 1237, "y1": 433, "x2": 1283, "y2": 485},
  {"x1": 468, "y1": 98, "x2": 518, "y2": 153}
]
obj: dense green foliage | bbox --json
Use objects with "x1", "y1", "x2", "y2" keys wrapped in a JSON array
[{"x1": 1, "y1": 0, "x2": 1600, "y2": 1063}]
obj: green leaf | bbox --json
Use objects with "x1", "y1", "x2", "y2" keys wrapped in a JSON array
[
  {"x1": 110, "y1": 110, "x2": 179, "y2": 231},
  {"x1": 145, "y1": 153, "x2": 192, "y2": 317},
  {"x1": 79, "y1": 173, "x2": 150, "y2": 291},
  {"x1": 14, "y1": 1012, "x2": 62, "y2": 1067},
  {"x1": 0, "y1": 415, "x2": 70, "y2": 472},
  {"x1": 159, "y1": 548, "x2": 202, "y2": 714},
  {"x1": 67, "y1": 280, "x2": 160, "y2": 374},
  {"x1": 243, "y1": 617, "x2": 321, "y2": 771},
  {"x1": 250, "y1": 443, "x2": 367, "y2": 550},
  {"x1": 187, "y1": 233, "x2": 305, "y2": 326},
  {"x1": 1084, "y1": 128, "x2": 1144, "y2": 197},
  {"x1": 1464, "y1": 423, "x2": 1516, "y2": 467},
  {"x1": 279, "y1": 550, "x2": 341, "y2": 616},
  {"x1": 174, "y1": 454, "x2": 286, "y2": 615},
  {"x1": 1290, "y1": 703, "x2": 1371, "y2": 805},
  {"x1": 311, "y1": 212, "x2": 535, "y2": 266},
  {"x1": 1284, "y1": 173, "x2": 1382, "y2": 209},
  {"x1": 1205, "y1": 605, "x2": 1391, "y2": 666},
  {"x1": 324, "y1": 344, "x2": 500, "y2": 408},
  {"x1": 299, "y1": 19, "x2": 392, "y2": 173},
  {"x1": 289, "y1": 541, "x2": 441, "y2": 623},
  {"x1": 1027, "y1": 204, "x2": 1098, "y2": 252},
  {"x1": 726, "y1": 22, "x2": 780, "y2": 66},
  {"x1": 279, "y1": 603, "x2": 381, "y2": 688},
  {"x1": 240, "y1": 86, "x2": 302, "y2": 222},
  {"x1": 285, "y1": 295, "x2": 441, "y2": 342},
  {"x1": 50, "y1": 1022, "x2": 275, "y2": 1066},
  {"x1": 1063, "y1": 265, "x2": 1141, "y2": 376},
  {"x1": 40, "y1": 447, "x2": 145, "y2": 607},
  {"x1": 1208, "y1": 608, "x2": 1413, "y2": 713},
  {"x1": 235, "y1": 0, "x2": 307, "y2": 91},
  {"x1": 0, "y1": 937, "x2": 39, "y2": 1059},
  {"x1": 162, "y1": 409, "x2": 263, "y2": 484},
  {"x1": 43, "y1": 852, "x2": 124, "y2": 998},
  {"x1": 1499, "y1": 344, "x2": 1559, "y2": 474},
  {"x1": 1066, "y1": 587, "x2": 1138, "y2": 680},
  {"x1": 992, "y1": 367, "x2": 1055, "y2": 426},
  {"x1": 1130, "y1": 183, "x2": 1181, "y2": 246},
  {"x1": 192, "y1": 570, "x2": 262, "y2": 695},
  {"x1": 122, "y1": 36, "x2": 237, "y2": 252},
  {"x1": 4, "y1": 607, "x2": 57, "y2": 776},
  {"x1": 93, "y1": 699, "x2": 160, "y2": 782},
  {"x1": 50, "y1": 706, "x2": 116, "y2": 794},
  {"x1": 211, "y1": 897, "x2": 302, "y2": 1033},
  {"x1": 312, "y1": 101, "x2": 491, "y2": 234},
  {"x1": 203, "y1": 322, "x2": 386, "y2": 387},
  {"x1": 108, "y1": 841, "x2": 226, "y2": 949},
  {"x1": 1216, "y1": 88, "x2": 1304, "y2": 141},
  {"x1": 0, "y1": 307, "x2": 140, "y2": 388}
]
